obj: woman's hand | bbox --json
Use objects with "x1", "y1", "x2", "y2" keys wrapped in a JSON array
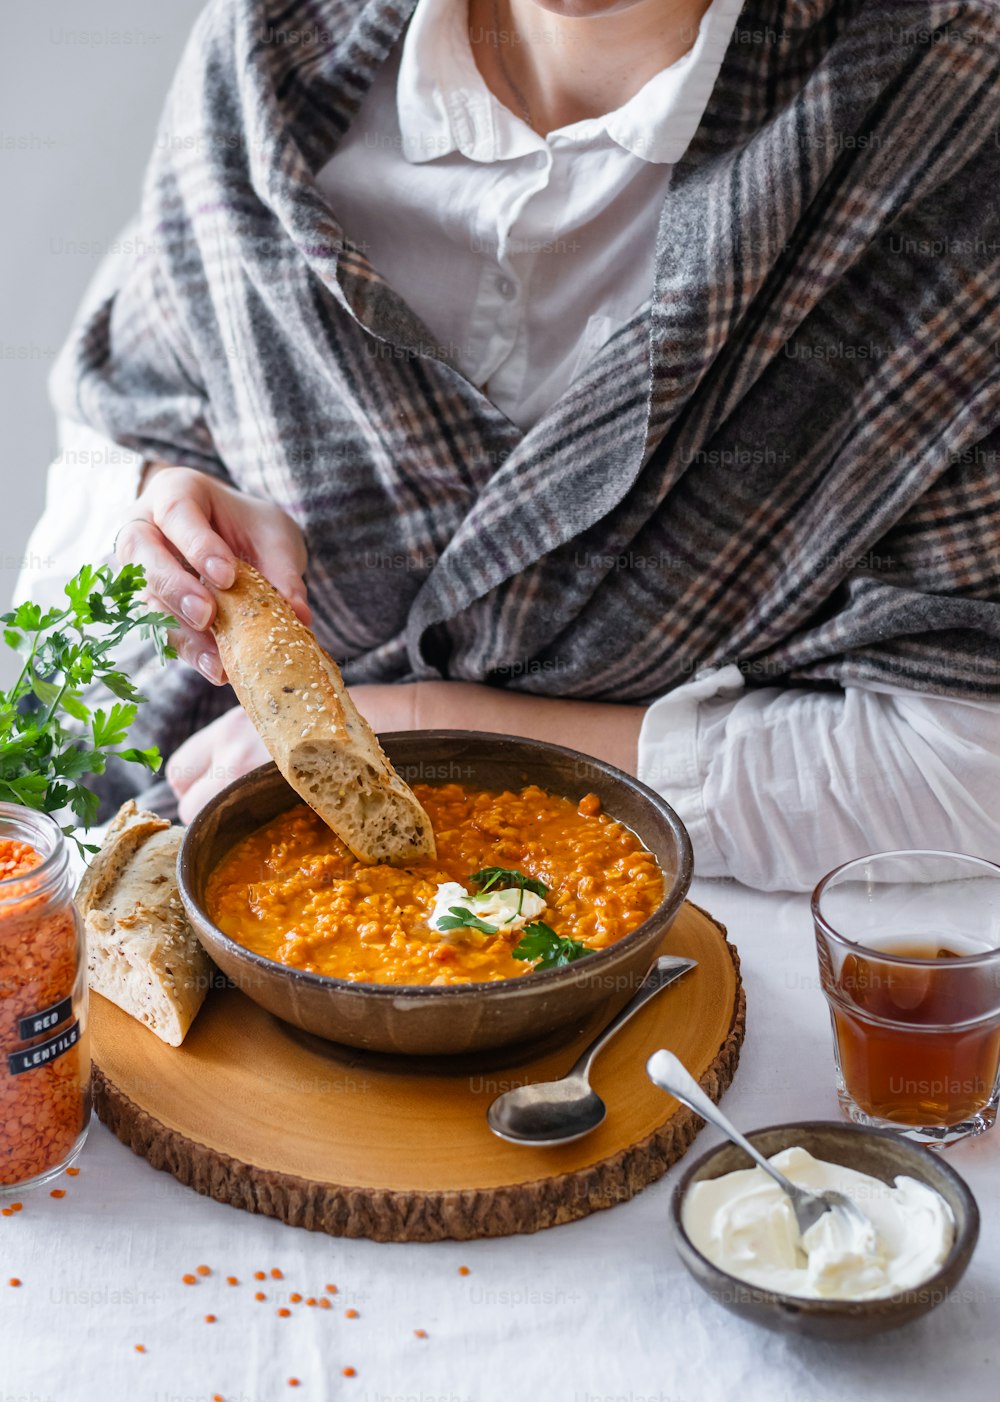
[
  {"x1": 114, "y1": 463, "x2": 310, "y2": 683},
  {"x1": 167, "y1": 706, "x2": 270, "y2": 824}
]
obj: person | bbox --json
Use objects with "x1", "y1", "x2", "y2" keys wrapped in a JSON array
[{"x1": 35, "y1": 0, "x2": 1000, "y2": 890}]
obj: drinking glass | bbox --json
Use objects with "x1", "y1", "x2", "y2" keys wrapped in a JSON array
[{"x1": 812, "y1": 850, "x2": 1000, "y2": 1147}]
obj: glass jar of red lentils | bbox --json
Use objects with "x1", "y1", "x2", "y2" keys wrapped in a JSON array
[{"x1": 0, "y1": 804, "x2": 90, "y2": 1193}]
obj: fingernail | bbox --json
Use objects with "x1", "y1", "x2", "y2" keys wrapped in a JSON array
[
  {"x1": 198, "y1": 652, "x2": 223, "y2": 684},
  {"x1": 182, "y1": 594, "x2": 212, "y2": 630},
  {"x1": 204, "y1": 556, "x2": 236, "y2": 589}
]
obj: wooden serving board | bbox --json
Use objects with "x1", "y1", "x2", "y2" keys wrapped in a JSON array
[{"x1": 91, "y1": 902, "x2": 745, "y2": 1241}]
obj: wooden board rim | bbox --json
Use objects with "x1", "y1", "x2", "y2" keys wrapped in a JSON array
[{"x1": 92, "y1": 903, "x2": 745, "y2": 1241}]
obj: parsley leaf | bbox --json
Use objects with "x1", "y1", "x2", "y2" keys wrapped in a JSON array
[
  {"x1": 469, "y1": 866, "x2": 548, "y2": 898},
  {"x1": 0, "y1": 563, "x2": 175, "y2": 854},
  {"x1": 512, "y1": 921, "x2": 593, "y2": 971},
  {"x1": 436, "y1": 905, "x2": 500, "y2": 935}
]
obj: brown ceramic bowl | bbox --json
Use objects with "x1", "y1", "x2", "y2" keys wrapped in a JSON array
[
  {"x1": 670, "y1": 1121, "x2": 979, "y2": 1340},
  {"x1": 177, "y1": 731, "x2": 693, "y2": 1056}
]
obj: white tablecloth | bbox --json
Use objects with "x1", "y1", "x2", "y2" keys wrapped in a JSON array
[{"x1": 5, "y1": 877, "x2": 998, "y2": 1402}]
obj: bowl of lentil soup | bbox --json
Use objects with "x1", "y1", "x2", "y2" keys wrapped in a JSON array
[{"x1": 178, "y1": 732, "x2": 693, "y2": 1055}]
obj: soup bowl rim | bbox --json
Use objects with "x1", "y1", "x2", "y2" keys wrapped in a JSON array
[{"x1": 177, "y1": 729, "x2": 694, "y2": 999}]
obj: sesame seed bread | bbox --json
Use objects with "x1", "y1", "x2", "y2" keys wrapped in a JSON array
[
  {"x1": 210, "y1": 562, "x2": 436, "y2": 865},
  {"x1": 77, "y1": 801, "x2": 214, "y2": 1047}
]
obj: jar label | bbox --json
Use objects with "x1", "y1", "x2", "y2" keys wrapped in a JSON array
[
  {"x1": 18, "y1": 995, "x2": 73, "y2": 1041},
  {"x1": 8, "y1": 1020, "x2": 81, "y2": 1076}
]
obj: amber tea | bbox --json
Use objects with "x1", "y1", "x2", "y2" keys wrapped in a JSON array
[
  {"x1": 813, "y1": 852, "x2": 1000, "y2": 1146},
  {"x1": 827, "y1": 933, "x2": 1000, "y2": 1127}
]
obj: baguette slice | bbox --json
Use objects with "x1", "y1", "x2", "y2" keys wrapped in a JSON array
[
  {"x1": 77, "y1": 801, "x2": 214, "y2": 1047},
  {"x1": 211, "y1": 562, "x2": 436, "y2": 865}
]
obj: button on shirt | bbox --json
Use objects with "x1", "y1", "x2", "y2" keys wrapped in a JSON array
[{"x1": 315, "y1": 0, "x2": 744, "y2": 429}]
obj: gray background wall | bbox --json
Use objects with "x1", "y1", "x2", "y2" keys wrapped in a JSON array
[{"x1": 0, "y1": 0, "x2": 205, "y2": 684}]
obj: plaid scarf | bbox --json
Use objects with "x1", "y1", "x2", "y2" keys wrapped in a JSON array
[{"x1": 52, "y1": 0, "x2": 1000, "y2": 789}]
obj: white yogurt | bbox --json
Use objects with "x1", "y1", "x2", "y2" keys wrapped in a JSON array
[
  {"x1": 682, "y1": 1145, "x2": 954, "y2": 1300},
  {"x1": 428, "y1": 881, "x2": 546, "y2": 936}
]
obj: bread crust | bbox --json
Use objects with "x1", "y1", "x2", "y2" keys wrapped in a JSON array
[
  {"x1": 75, "y1": 799, "x2": 171, "y2": 915},
  {"x1": 77, "y1": 804, "x2": 214, "y2": 1047},
  {"x1": 210, "y1": 563, "x2": 435, "y2": 865}
]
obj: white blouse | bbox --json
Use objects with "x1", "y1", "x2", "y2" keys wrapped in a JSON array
[
  {"x1": 315, "y1": 0, "x2": 745, "y2": 429},
  {"x1": 19, "y1": 0, "x2": 1000, "y2": 892}
]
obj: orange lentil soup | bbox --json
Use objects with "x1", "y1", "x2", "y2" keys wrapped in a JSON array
[{"x1": 205, "y1": 784, "x2": 664, "y2": 985}]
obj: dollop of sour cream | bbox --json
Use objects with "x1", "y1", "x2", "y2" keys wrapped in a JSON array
[
  {"x1": 429, "y1": 881, "x2": 546, "y2": 937},
  {"x1": 682, "y1": 1146, "x2": 954, "y2": 1300}
]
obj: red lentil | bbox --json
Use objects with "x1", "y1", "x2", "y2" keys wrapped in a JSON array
[
  {"x1": 134, "y1": 1345, "x2": 146, "y2": 1354},
  {"x1": 49, "y1": 1189, "x2": 65, "y2": 1199},
  {"x1": 458, "y1": 1266, "x2": 470, "y2": 1276},
  {"x1": 414, "y1": 1330, "x2": 428, "y2": 1339},
  {"x1": 342, "y1": 1368, "x2": 357, "y2": 1378},
  {"x1": 8, "y1": 1277, "x2": 22, "y2": 1287},
  {"x1": 226, "y1": 1276, "x2": 238, "y2": 1286},
  {"x1": 325, "y1": 1284, "x2": 338, "y2": 1293},
  {"x1": 207, "y1": 786, "x2": 662, "y2": 986},
  {"x1": 290, "y1": 1292, "x2": 302, "y2": 1303},
  {"x1": 196, "y1": 1264, "x2": 211, "y2": 1277},
  {"x1": 11, "y1": 1202, "x2": 23, "y2": 1209},
  {"x1": 204, "y1": 1314, "x2": 217, "y2": 1324},
  {"x1": 318, "y1": 1298, "x2": 331, "y2": 1310},
  {"x1": 253, "y1": 1270, "x2": 266, "y2": 1280},
  {"x1": 255, "y1": 1292, "x2": 266, "y2": 1302},
  {"x1": 277, "y1": 1307, "x2": 291, "y2": 1318},
  {"x1": 345, "y1": 1308, "x2": 359, "y2": 1319},
  {"x1": 65, "y1": 1167, "x2": 79, "y2": 1177},
  {"x1": 0, "y1": 833, "x2": 89, "y2": 1189},
  {"x1": 305, "y1": 1297, "x2": 317, "y2": 1306},
  {"x1": 270, "y1": 1268, "x2": 283, "y2": 1279},
  {"x1": 288, "y1": 1379, "x2": 300, "y2": 1388},
  {"x1": 182, "y1": 1274, "x2": 198, "y2": 1286}
]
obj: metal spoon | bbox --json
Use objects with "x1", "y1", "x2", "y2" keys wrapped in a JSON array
[
  {"x1": 487, "y1": 956, "x2": 697, "y2": 1145},
  {"x1": 646, "y1": 1049, "x2": 868, "y2": 1237}
]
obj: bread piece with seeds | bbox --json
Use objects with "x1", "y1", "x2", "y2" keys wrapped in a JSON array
[
  {"x1": 210, "y1": 562, "x2": 435, "y2": 865},
  {"x1": 77, "y1": 801, "x2": 213, "y2": 1047}
]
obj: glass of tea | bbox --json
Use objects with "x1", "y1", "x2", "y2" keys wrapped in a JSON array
[{"x1": 812, "y1": 850, "x2": 1000, "y2": 1147}]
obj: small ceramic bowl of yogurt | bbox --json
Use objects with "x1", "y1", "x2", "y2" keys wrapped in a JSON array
[{"x1": 670, "y1": 1121, "x2": 979, "y2": 1340}]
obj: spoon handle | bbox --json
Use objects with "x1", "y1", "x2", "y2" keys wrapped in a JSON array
[
  {"x1": 567, "y1": 957, "x2": 697, "y2": 1083},
  {"x1": 646, "y1": 1048, "x2": 796, "y2": 1197}
]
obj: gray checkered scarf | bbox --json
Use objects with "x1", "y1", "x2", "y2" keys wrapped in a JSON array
[{"x1": 52, "y1": 0, "x2": 1000, "y2": 803}]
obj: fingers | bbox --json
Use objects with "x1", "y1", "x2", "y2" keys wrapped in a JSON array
[
  {"x1": 167, "y1": 707, "x2": 270, "y2": 820},
  {"x1": 115, "y1": 518, "x2": 224, "y2": 682},
  {"x1": 149, "y1": 482, "x2": 238, "y2": 589},
  {"x1": 166, "y1": 628, "x2": 226, "y2": 685},
  {"x1": 117, "y1": 466, "x2": 312, "y2": 657},
  {"x1": 166, "y1": 719, "x2": 217, "y2": 798},
  {"x1": 243, "y1": 516, "x2": 311, "y2": 624}
]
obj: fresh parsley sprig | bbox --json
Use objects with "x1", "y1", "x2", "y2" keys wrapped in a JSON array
[
  {"x1": 469, "y1": 866, "x2": 548, "y2": 898},
  {"x1": 512, "y1": 921, "x2": 593, "y2": 971},
  {"x1": 469, "y1": 865, "x2": 547, "y2": 917},
  {"x1": 1, "y1": 563, "x2": 176, "y2": 852},
  {"x1": 436, "y1": 906, "x2": 500, "y2": 935}
]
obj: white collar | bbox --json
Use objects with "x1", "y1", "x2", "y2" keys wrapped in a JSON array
[{"x1": 397, "y1": 0, "x2": 745, "y2": 165}]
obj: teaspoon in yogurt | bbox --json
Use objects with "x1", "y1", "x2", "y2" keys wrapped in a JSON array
[{"x1": 646, "y1": 1048, "x2": 869, "y2": 1237}]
